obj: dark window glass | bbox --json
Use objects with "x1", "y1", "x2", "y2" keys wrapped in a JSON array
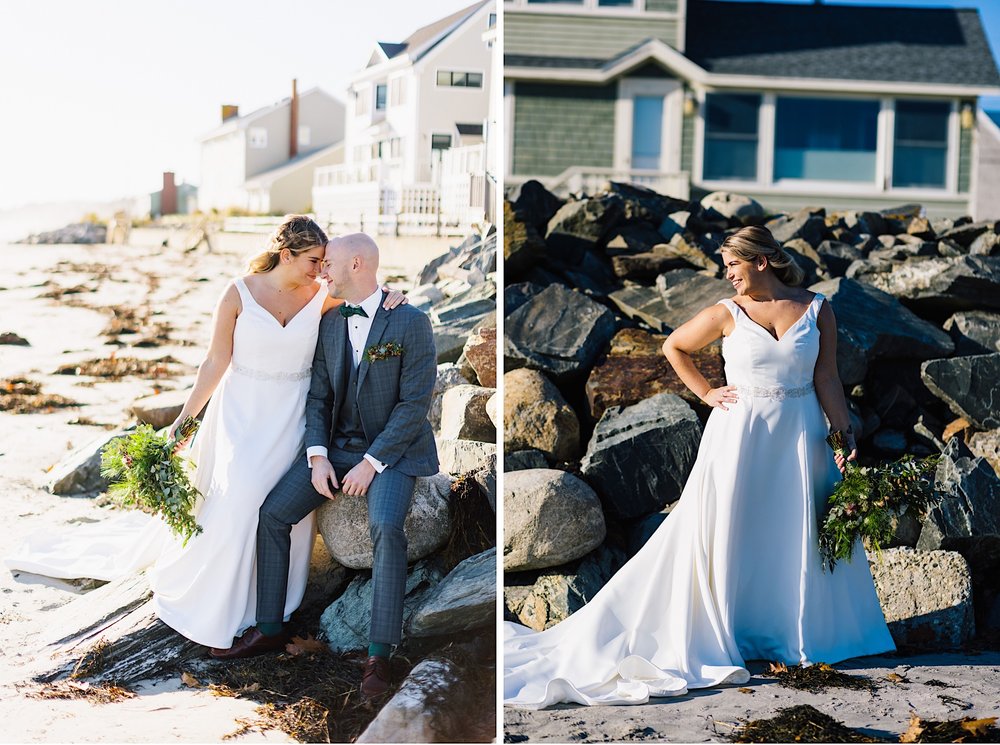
[
  {"x1": 598, "y1": 0, "x2": 634, "y2": 5},
  {"x1": 774, "y1": 97, "x2": 879, "y2": 182},
  {"x1": 432, "y1": 134, "x2": 452, "y2": 150},
  {"x1": 703, "y1": 94, "x2": 760, "y2": 180},
  {"x1": 375, "y1": 84, "x2": 387, "y2": 111},
  {"x1": 893, "y1": 100, "x2": 949, "y2": 189}
]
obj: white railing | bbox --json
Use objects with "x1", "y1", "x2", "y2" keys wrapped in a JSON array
[
  {"x1": 314, "y1": 158, "x2": 404, "y2": 187},
  {"x1": 440, "y1": 144, "x2": 487, "y2": 227},
  {"x1": 506, "y1": 168, "x2": 691, "y2": 200}
]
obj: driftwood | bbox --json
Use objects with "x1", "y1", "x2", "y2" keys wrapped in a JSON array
[{"x1": 35, "y1": 570, "x2": 202, "y2": 686}]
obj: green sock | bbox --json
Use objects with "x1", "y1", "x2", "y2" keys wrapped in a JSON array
[
  {"x1": 368, "y1": 642, "x2": 391, "y2": 658},
  {"x1": 258, "y1": 622, "x2": 284, "y2": 637}
]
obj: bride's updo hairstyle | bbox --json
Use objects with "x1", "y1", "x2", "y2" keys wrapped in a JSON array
[
  {"x1": 718, "y1": 225, "x2": 805, "y2": 287},
  {"x1": 247, "y1": 215, "x2": 328, "y2": 274}
]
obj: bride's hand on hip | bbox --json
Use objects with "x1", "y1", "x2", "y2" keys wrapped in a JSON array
[
  {"x1": 381, "y1": 287, "x2": 408, "y2": 309},
  {"x1": 702, "y1": 385, "x2": 739, "y2": 411}
]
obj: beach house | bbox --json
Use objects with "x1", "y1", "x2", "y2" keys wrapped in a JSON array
[
  {"x1": 312, "y1": 1, "x2": 495, "y2": 234},
  {"x1": 198, "y1": 83, "x2": 345, "y2": 214},
  {"x1": 504, "y1": 0, "x2": 1000, "y2": 218}
]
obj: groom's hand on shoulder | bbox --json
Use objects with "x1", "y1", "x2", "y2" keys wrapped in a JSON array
[
  {"x1": 341, "y1": 459, "x2": 376, "y2": 497},
  {"x1": 310, "y1": 456, "x2": 340, "y2": 499}
]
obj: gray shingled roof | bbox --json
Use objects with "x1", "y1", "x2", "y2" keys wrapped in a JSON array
[
  {"x1": 507, "y1": 1, "x2": 1000, "y2": 88},
  {"x1": 378, "y1": 1, "x2": 490, "y2": 62},
  {"x1": 686, "y1": 0, "x2": 1000, "y2": 87}
]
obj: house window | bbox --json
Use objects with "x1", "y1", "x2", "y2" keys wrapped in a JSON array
[
  {"x1": 298, "y1": 126, "x2": 311, "y2": 148},
  {"x1": 248, "y1": 128, "x2": 268, "y2": 149},
  {"x1": 488, "y1": 12, "x2": 496, "y2": 27},
  {"x1": 893, "y1": 100, "x2": 950, "y2": 189},
  {"x1": 774, "y1": 97, "x2": 879, "y2": 182},
  {"x1": 703, "y1": 94, "x2": 760, "y2": 181},
  {"x1": 375, "y1": 84, "x2": 387, "y2": 111},
  {"x1": 431, "y1": 134, "x2": 452, "y2": 151},
  {"x1": 437, "y1": 70, "x2": 484, "y2": 88},
  {"x1": 598, "y1": 0, "x2": 635, "y2": 5},
  {"x1": 389, "y1": 78, "x2": 406, "y2": 106}
]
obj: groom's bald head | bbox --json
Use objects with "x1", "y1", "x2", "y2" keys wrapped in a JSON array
[{"x1": 323, "y1": 232, "x2": 380, "y2": 300}]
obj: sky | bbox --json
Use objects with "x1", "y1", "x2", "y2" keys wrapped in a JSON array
[
  {"x1": 0, "y1": 0, "x2": 997, "y2": 211},
  {"x1": 0, "y1": 0, "x2": 487, "y2": 210}
]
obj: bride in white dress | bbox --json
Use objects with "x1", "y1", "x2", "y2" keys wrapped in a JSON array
[
  {"x1": 504, "y1": 225, "x2": 895, "y2": 709},
  {"x1": 5, "y1": 216, "x2": 405, "y2": 649}
]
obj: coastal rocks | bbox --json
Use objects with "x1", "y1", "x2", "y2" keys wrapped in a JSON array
[
  {"x1": 503, "y1": 469, "x2": 606, "y2": 572},
  {"x1": 655, "y1": 270, "x2": 733, "y2": 329},
  {"x1": 921, "y1": 354, "x2": 1000, "y2": 430},
  {"x1": 510, "y1": 179, "x2": 565, "y2": 233},
  {"x1": 811, "y1": 278, "x2": 954, "y2": 384},
  {"x1": 580, "y1": 393, "x2": 702, "y2": 521},
  {"x1": 21, "y1": 222, "x2": 107, "y2": 245},
  {"x1": 545, "y1": 194, "x2": 624, "y2": 260},
  {"x1": 0, "y1": 331, "x2": 29, "y2": 346},
  {"x1": 319, "y1": 560, "x2": 445, "y2": 653},
  {"x1": 47, "y1": 426, "x2": 134, "y2": 495},
  {"x1": 462, "y1": 326, "x2": 496, "y2": 387},
  {"x1": 129, "y1": 388, "x2": 189, "y2": 429},
  {"x1": 868, "y1": 547, "x2": 974, "y2": 648},
  {"x1": 429, "y1": 364, "x2": 470, "y2": 434},
  {"x1": 853, "y1": 255, "x2": 1000, "y2": 313},
  {"x1": 505, "y1": 543, "x2": 628, "y2": 631},
  {"x1": 585, "y1": 329, "x2": 725, "y2": 420},
  {"x1": 356, "y1": 658, "x2": 461, "y2": 744},
  {"x1": 504, "y1": 449, "x2": 549, "y2": 472},
  {"x1": 316, "y1": 473, "x2": 452, "y2": 569},
  {"x1": 437, "y1": 439, "x2": 496, "y2": 477},
  {"x1": 608, "y1": 285, "x2": 672, "y2": 332},
  {"x1": 765, "y1": 208, "x2": 826, "y2": 247},
  {"x1": 943, "y1": 311, "x2": 1000, "y2": 355},
  {"x1": 407, "y1": 548, "x2": 496, "y2": 636},
  {"x1": 503, "y1": 369, "x2": 580, "y2": 462},
  {"x1": 504, "y1": 284, "x2": 617, "y2": 381},
  {"x1": 700, "y1": 191, "x2": 764, "y2": 225},
  {"x1": 439, "y1": 385, "x2": 496, "y2": 443}
]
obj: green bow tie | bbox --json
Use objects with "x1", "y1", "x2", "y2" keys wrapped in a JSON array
[{"x1": 339, "y1": 304, "x2": 369, "y2": 319}]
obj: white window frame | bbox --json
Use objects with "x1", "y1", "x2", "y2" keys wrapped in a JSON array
[
  {"x1": 613, "y1": 78, "x2": 682, "y2": 173},
  {"x1": 435, "y1": 69, "x2": 487, "y2": 89},
  {"x1": 694, "y1": 88, "x2": 961, "y2": 198},
  {"x1": 375, "y1": 83, "x2": 388, "y2": 111},
  {"x1": 248, "y1": 127, "x2": 268, "y2": 149}
]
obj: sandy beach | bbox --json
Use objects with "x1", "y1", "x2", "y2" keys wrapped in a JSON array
[{"x1": 0, "y1": 228, "x2": 452, "y2": 743}]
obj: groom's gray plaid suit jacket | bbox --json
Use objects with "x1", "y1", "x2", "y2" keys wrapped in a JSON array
[{"x1": 304, "y1": 292, "x2": 438, "y2": 476}]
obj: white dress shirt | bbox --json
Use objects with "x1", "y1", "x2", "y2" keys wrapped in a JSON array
[{"x1": 307, "y1": 287, "x2": 387, "y2": 473}]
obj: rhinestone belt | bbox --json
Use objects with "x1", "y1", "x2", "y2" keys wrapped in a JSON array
[
  {"x1": 231, "y1": 363, "x2": 312, "y2": 382},
  {"x1": 734, "y1": 382, "x2": 815, "y2": 400}
]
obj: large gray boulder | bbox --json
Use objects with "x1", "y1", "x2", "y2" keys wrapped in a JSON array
[
  {"x1": 47, "y1": 426, "x2": 135, "y2": 495},
  {"x1": 921, "y1": 354, "x2": 1000, "y2": 431},
  {"x1": 581, "y1": 393, "x2": 702, "y2": 521},
  {"x1": 503, "y1": 368, "x2": 580, "y2": 462},
  {"x1": 130, "y1": 388, "x2": 189, "y2": 429},
  {"x1": 319, "y1": 560, "x2": 444, "y2": 653},
  {"x1": 608, "y1": 285, "x2": 672, "y2": 333},
  {"x1": 504, "y1": 543, "x2": 627, "y2": 631},
  {"x1": 356, "y1": 658, "x2": 460, "y2": 744},
  {"x1": 407, "y1": 548, "x2": 495, "y2": 637},
  {"x1": 810, "y1": 277, "x2": 954, "y2": 385},
  {"x1": 436, "y1": 438, "x2": 495, "y2": 476},
  {"x1": 868, "y1": 547, "x2": 974, "y2": 649},
  {"x1": 700, "y1": 191, "x2": 764, "y2": 225},
  {"x1": 765, "y1": 209, "x2": 826, "y2": 247},
  {"x1": 943, "y1": 311, "x2": 1000, "y2": 355},
  {"x1": 504, "y1": 284, "x2": 617, "y2": 381},
  {"x1": 851, "y1": 255, "x2": 1000, "y2": 313},
  {"x1": 317, "y1": 473, "x2": 452, "y2": 569},
  {"x1": 429, "y1": 281, "x2": 496, "y2": 326},
  {"x1": 545, "y1": 195, "x2": 625, "y2": 260},
  {"x1": 655, "y1": 270, "x2": 733, "y2": 329},
  {"x1": 503, "y1": 469, "x2": 606, "y2": 572},
  {"x1": 429, "y1": 363, "x2": 470, "y2": 434},
  {"x1": 439, "y1": 385, "x2": 496, "y2": 443}
]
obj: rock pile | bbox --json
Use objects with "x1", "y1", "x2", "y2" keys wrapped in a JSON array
[
  {"x1": 20, "y1": 222, "x2": 107, "y2": 245},
  {"x1": 504, "y1": 181, "x2": 1000, "y2": 645}
]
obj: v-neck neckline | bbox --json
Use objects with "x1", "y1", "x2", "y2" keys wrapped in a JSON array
[
  {"x1": 240, "y1": 278, "x2": 321, "y2": 329},
  {"x1": 733, "y1": 295, "x2": 816, "y2": 343}
]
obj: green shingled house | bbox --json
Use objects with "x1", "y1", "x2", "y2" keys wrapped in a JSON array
[{"x1": 504, "y1": 0, "x2": 1000, "y2": 217}]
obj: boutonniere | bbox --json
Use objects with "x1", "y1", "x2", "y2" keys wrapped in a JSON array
[{"x1": 365, "y1": 341, "x2": 404, "y2": 362}]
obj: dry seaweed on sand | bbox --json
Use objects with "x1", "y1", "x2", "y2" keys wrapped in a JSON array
[
  {"x1": 55, "y1": 354, "x2": 180, "y2": 379},
  {"x1": 70, "y1": 638, "x2": 111, "y2": 679},
  {"x1": 30, "y1": 679, "x2": 135, "y2": 705},
  {"x1": 762, "y1": 661, "x2": 878, "y2": 693},
  {"x1": 901, "y1": 714, "x2": 999, "y2": 743},
  {"x1": 732, "y1": 704, "x2": 887, "y2": 743},
  {"x1": 0, "y1": 377, "x2": 80, "y2": 413}
]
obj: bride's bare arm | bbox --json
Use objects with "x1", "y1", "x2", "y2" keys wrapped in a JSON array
[
  {"x1": 169, "y1": 283, "x2": 240, "y2": 443},
  {"x1": 814, "y1": 300, "x2": 856, "y2": 471},
  {"x1": 321, "y1": 286, "x2": 408, "y2": 314},
  {"x1": 662, "y1": 304, "x2": 737, "y2": 410}
]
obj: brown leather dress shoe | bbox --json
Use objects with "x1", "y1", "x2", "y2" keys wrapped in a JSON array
[
  {"x1": 209, "y1": 627, "x2": 288, "y2": 660},
  {"x1": 361, "y1": 655, "x2": 392, "y2": 699}
]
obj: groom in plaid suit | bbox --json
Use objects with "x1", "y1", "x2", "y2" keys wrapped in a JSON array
[{"x1": 210, "y1": 233, "x2": 438, "y2": 699}]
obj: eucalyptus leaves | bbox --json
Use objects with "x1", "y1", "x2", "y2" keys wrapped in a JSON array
[
  {"x1": 818, "y1": 430, "x2": 939, "y2": 572},
  {"x1": 100, "y1": 416, "x2": 204, "y2": 545}
]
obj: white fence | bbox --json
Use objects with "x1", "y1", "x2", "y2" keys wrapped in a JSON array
[{"x1": 506, "y1": 167, "x2": 690, "y2": 200}]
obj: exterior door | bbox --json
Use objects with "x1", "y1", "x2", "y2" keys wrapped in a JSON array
[{"x1": 615, "y1": 79, "x2": 682, "y2": 173}]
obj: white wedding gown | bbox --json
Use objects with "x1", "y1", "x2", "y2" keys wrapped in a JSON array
[
  {"x1": 5, "y1": 277, "x2": 322, "y2": 648},
  {"x1": 504, "y1": 293, "x2": 895, "y2": 709}
]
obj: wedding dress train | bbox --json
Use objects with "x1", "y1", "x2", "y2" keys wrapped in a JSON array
[
  {"x1": 5, "y1": 278, "x2": 323, "y2": 648},
  {"x1": 503, "y1": 293, "x2": 895, "y2": 709}
]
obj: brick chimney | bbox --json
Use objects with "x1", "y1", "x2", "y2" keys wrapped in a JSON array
[
  {"x1": 161, "y1": 172, "x2": 177, "y2": 215},
  {"x1": 222, "y1": 104, "x2": 239, "y2": 122},
  {"x1": 289, "y1": 79, "x2": 299, "y2": 159}
]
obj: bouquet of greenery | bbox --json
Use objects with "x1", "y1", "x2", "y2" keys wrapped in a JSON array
[
  {"x1": 100, "y1": 416, "x2": 203, "y2": 545},
  {"x1": 818, "y1": 430, "x2": 939, "y2": 572}
]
